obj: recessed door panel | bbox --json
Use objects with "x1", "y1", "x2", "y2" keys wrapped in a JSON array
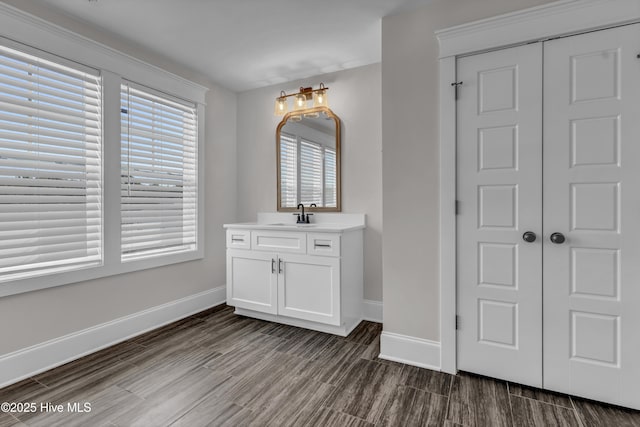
[
  {"x1": 478, "y1": 125, "x2": 518, "y2": 171},
  {"x1": 478, "y1": 243, "x2": 517, "y2": 288},
  {"x1": 478, "y1": 299, "x2": 518, "y2": 348},
  {"x1": 543, "y1": 23, "x2": 640, "y2": 408},
  {"x1": 457, "y1": 42, "x2": 543, "y2": 387},
  {"x1": 570, "y1": 49, "x2": 619, "y2": 103},
  {"x1": 571, "y1": 116, "x2": 620, "y2": 167},
  {"x1": 478, "y1": 185, "x2": 517, "y2": 229},
  {"x1": 570, "y1": 248, "x2": 619, "y2": 299},
  {"x1": 570, "y1": 183, "x2": 619, "y2": 232},
  {"x1": 570, "y1": 311, "x2": 620, "y2": 367},
  {"x1": 478, "y1": 66, "x2": 517, "y2": 113}
]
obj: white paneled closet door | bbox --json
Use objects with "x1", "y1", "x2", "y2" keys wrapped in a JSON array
[
  {"x1": 543, "y1": 23, "x2": 640, "y2": 407},
  {"x1": 456, "y1": 43, "x2": 543, "y2": 388},
  {"x1": 457, "y1": 23, "x2": 640, "y2": 409}
]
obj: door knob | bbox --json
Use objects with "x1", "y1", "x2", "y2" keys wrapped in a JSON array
[
  {"x1": 550, "y1": 232, "x2": 566, "y2": 244},
  {"x1": 522, "y1": 231, "x2": 537, "y2": 243}
]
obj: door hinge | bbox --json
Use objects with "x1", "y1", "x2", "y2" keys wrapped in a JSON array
[
  {"x1": 456, "y1": 315, "x2": 460, "y2": 330},
  {"x1": 451, "y1": 81, "x2": 463, "y2": 99},
  {"x1": 455, "y1": 200, "x2": 460, "y2": 215}
]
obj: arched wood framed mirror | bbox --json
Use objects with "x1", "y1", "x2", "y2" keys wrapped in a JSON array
[{"x1": 276, "y1": 106, "x2": 341, "y2": 212}]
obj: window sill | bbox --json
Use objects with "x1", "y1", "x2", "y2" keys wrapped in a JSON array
[{"x1": 0, "y1": 248, "x2": 204, "y2": 298}]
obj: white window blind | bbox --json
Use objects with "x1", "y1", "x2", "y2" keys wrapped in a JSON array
[
  {"x1": 280, "y1": 132, "x2": 298, "y2": 208},
  {"x1": 0, "y1": 42, "x2": 102, "y2": 283},
  {"x1": 120, "y1": 82, "x2": 197, "y2": 261},
  {"x1": 300, "y1": 139, "x2": 323, "y2": 206},
  {"x1": 324, "y1": 148, "x2": 336, "y2": 207}
]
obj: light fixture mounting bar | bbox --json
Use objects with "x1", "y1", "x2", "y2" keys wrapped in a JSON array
[{"x1": 276, "y1": 84, "x2": 329, "y2": 100}]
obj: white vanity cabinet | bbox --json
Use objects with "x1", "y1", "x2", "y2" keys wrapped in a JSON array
[{"x1": 224, "y1": 219, "x2": 364, "y2": 336}]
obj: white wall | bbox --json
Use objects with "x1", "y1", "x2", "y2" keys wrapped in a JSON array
[
  {"x1": 380, "y1": 0, "x2": 555, "y2": 341},
  {"x1": 236, "y1": 64, "x2": 383, "y2": 301},
  {"x1": 0, "y1": 1, "x2": 237, "y2": 354}
]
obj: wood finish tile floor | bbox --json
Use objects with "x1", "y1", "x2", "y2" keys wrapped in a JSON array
[{"x1": 1, "y1": 305, "x2": 639, "y2": 426}]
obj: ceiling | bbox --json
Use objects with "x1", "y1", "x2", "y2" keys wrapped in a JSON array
[{"x1": 31, "y1": 0, "x2": 433, "y2": 92}]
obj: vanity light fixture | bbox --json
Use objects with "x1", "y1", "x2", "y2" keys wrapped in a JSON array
[
  {"x1": 274, "y1": 91, "x2": 289, "y2": 116},
  {"x1": 274, "y1": 83, "x2": 330, "y2": 117},
  {"x1": 293, "y1": 92, "x2": 307, "y2": 112},
  {"x1": 313, "y1": 83, "x2": 328, "y2": 108}
]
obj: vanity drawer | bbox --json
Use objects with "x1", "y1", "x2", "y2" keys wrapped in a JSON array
[
  {"x1": 226, "y1": 229, "x2": 251, "y2": 249},
  {"x1": 252, "y1": 230, "x2": 307, "y2": 254},
  {"x1": 307, "y1": 233, "x2": 341, "y2": 257}
]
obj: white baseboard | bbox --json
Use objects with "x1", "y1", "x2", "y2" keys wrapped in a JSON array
[
  {"x1": 362, "y1": 299, "x2": 383, "y2": 323},
  {"x1": 379, "y1": 331, "x2": 441, "y2": 371},
  {"x1": 0, "y1": 286, "x2": 226, "y2": 388}
]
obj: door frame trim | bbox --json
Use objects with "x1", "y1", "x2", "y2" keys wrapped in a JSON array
[{"x1": 436, "y1": 0, "x2": 640, "y2": 375}]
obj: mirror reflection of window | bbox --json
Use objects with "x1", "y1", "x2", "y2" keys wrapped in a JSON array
[
  {"x1": 324, "y1": 148, "x2": 336, "y2": 206},
  {"x1": 280, "y1": 133, "x2": 298, "y2": 207},
  {"x1": 280, "y1": 133, "x2": 336, "y2": 208},
  {"x1": 278, "y1": 110, "x2": 339, "y2": 210}
]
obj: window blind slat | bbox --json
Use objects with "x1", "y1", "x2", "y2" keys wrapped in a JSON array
[
  {"x1": 1, "y1": 174, "x2": 99, "y2": 187},
  {"x1": 0, "y1": 251, "x2": 101, "y2": 272},
  {"x1": 0, "y1": 134, "x2": 100, "y2": 151},
  {"x1": 119, "y1": 109, "x2": 196, "y2": 129},
  {"x1": 120, "y1": 82, "x2": 197, "y2": 261},
  {"x1": 121, "y1": 152, "x2": 193, "y2": 166},
  {"x1": 0, "y1": 149, "x2": 100, "y2": 166},
  {"x1": 122, "y1": 143, "x2": 196, "y2": 159},
  {"x1": 0, "y1": 168, "x2": 87, "y2": 181},
  {"x1": 0, "y1": 45, "x2": 99, "y2": 79},
  {"x1": 0, "y1": 72, "x2": 101, "y2": 104},
  {"x1": 0, "y1": 99, "x2": 101, "y2": 125},
  {"x1": 0, "y1": 240, "x2": 100, "y2": 264},
  {"x1": 0, "y1": 43, "x2": 102, "y2": 282},
  {"x1": 0, "y1": 231, "x2": 102, "y2": 251},
  {"x1": 0, "y1": 218, "x2": 101, "y2": 233},
  {"x1": 0, "y1": 82, "x2": 101, "y2": 112},
  {"x1": 0, "y1": 225, "x2": 101, "y2": 239},
  {"x1": 1, "y1": 114, "x2": 101, "y2": 135},
  {"x1": 121, "y1": 225, "x2": 195, "y2": 237}
]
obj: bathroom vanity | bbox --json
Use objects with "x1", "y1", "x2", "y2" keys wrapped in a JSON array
[{"x1": 224, "y1": 213, "x2": 364, "y2": 336}]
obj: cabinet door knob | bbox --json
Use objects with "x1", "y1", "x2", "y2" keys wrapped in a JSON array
[
  {"x1": 522, "y1": 231, "x2": 536, "y2": 243},
  {"x1": 271, "y1": 258, "x2": 276, "y2": 274},
  {"x1": 550, "y1": 232, "x2": 566, "y2": 244},
  {"x1": 278, "y1": 258, "x2": 283, "y2": 274}
]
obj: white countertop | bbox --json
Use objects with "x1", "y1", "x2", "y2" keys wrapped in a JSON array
[
  {"x1": 223, "y1": 222, "x2": 364, "y2": 232},
  {"x1": 224, "y1": 212, "x2": 366, "y2": 233}
]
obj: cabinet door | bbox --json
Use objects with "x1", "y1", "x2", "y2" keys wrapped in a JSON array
[
  {"x1": 277, "y1": 254, "x2": 340, "y2": 325},
  {"x1": 227, "y1": 249, "x2": 277, "y2": 314}
]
